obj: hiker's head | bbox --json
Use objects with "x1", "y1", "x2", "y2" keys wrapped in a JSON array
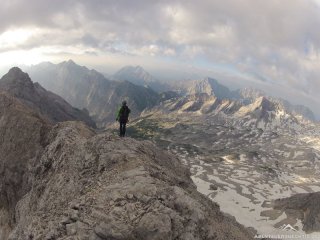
[{"x1": 122, "y1": 100, "x2": 127, "y2": 106}]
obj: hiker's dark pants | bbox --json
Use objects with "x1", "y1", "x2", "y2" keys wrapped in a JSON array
[{"x1": 119, "y1": 121, "x2": 127, "y2": 137}]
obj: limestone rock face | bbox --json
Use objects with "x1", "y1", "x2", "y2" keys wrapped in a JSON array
[{"x1": 1, "y1": 117, "x2": 253, "y2": 239}]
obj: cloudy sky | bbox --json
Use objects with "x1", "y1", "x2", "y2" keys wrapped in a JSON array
[{"x1": 0, "y1": 0, "x2": 320, "y2": 118}]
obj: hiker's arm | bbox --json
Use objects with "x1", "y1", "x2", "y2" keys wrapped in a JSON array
[{"x1": 116, "y1": 108, "x2": 120, "y2": 121}]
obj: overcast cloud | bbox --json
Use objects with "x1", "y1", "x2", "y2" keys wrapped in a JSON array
[{"x1": 0, "y1": 0, "x2": 319, "y2": 117}]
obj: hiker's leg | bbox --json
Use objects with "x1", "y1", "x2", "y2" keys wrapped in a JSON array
[
  {"x1": 120, "y1": 122, "x2": 126, "y2": 137},
  {"x1": 123, "y1": 123, "x2": 127, "y2": 136},
  {"x1": 119, "y1": 122, "x2": 123, "y2": 136}
]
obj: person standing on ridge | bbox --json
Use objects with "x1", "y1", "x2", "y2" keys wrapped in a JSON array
[{"x1": 116, "y1": 100, "x2": 131, "y2": 137}]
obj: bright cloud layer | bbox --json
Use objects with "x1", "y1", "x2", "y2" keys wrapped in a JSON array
[{"x1": 0, "y1": 0, "x2": 319, "y2": 117}]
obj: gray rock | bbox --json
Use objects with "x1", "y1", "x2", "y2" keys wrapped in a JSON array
[
  {"x1": 274, "y1": 192, "x2": 320, "y2": 233},
  {"x1": 0, "y1": 98, "x2": 253, "y2": 239},
  {"x1": 135, "y1": 212, "x2": 172, "y2": 240},
  {"x1": 94, "y1": 220, "x2": 132, "y2": 240},
  {"x1": 209, "y1": 184, "x2": 218, "y2": 190}
]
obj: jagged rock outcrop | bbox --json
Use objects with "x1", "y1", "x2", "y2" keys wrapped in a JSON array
[
  {"x1": 274, "y1": 192, "x2": 320, "y2": 233},
  {"x1": 0, "y1": 99, "x2": 253, "y2": 239},
  {"x1": 0, "y1": 67, "x2": 96, "y2": 128},
  {"x1": 235, "y1": 96, "x2": 275, "y2": 119}
]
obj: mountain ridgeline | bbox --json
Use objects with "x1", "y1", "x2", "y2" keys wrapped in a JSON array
[
  {"x1": 26, "y1": 61, "x2": 159, "y2": 127},
  {"x1": 0, "y1": 62, "x2": 319, "y2": 238},
  {"x1": 25, "y1": 61, "x2": 316, "y2": 127},
  {"x1": 112, "y1": 65, "x2": 171, "y2": 93},
  {"x1": 186, "y1": 77, "x2": 316, "y2": 122},
  {"x1": 0, "y1": 68, "x2": 253, "y2": 239},
  {"x1": 125, "y1": 72, "x2": 320, "y2": 235},
  {"x1": 0, "y1": 67, "x2": 96, "y2": 127}
]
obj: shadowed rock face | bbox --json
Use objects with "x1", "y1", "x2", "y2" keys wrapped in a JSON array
[
  {"x1": 0, "y1": 92, "x2": 51, "y2": 239},
  {"x1": 274, "y1": 192, "x2": 320, "y2": 233},
  {"x1": 0, "y1": 101, "x2": 253, "y2": 239},
  {"x1": 0, "y1": 67, "x2": 96, "y2": 128}
]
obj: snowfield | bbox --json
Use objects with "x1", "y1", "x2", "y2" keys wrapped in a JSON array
[{"x1": 128, "y1": 97, "x2": 320, "y2": 237}]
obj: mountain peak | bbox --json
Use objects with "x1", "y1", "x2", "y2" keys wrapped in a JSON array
[
  {"x1": 253, "y1": 96, "x2": 273, "y2": 110},
  {"x1": 188, "y1": 77, "x2": 233, "y2": 99},
  {"x1": 114, "y1": 65, "x2": 156, "y2": 84},
  {"x1": 0, "y1": 67, "x2": 33, "y2": 89},
  {"x1": 237, "y1": 87, "x2": 265, "y2": 100},
  {"x1": 59, "y1": 59, "x2": 80, "y2": 68},
  {"x1": 66, "y1": 59, "x2": 76, "y2": 65},
  {"x1": 118, "y1": 65, "x2": 148, "y2": 74},
  {"x1": 0, "y1": 67, "x2": 96, "y2": 127},
  {"x1": 6, "y1": 67, "x2": 29, "y2": 79},
  {"x1": 8, "y1": 66, "x2": 24, "y2": 73}
]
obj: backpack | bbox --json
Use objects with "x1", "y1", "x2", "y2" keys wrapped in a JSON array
[{"x1": 119, "y1": 106, "x2": 130, "y2": 122}]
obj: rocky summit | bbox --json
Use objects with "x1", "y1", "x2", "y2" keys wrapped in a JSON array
[{"x1": 0, "y1": 91, "x2": 253, "y2": 239}]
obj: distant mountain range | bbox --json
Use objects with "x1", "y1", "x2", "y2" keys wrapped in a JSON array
[
  {"x1": 0, "y1": 67, "x2": 253, "y2": 239},
  {"x1": 186, "y1": 77, "x2": 316, "y2": 122},
  {"x1": 112, "y1": 65, "x2": 171, "y2": 93},
  {"x1": 1, "y1": 61, "x2": 319, "y2": 236},
  {"x1": 125, "y1": 74, "x2": 320, "y2": 236},
  {"x1": 25, "y1": 60, "x2": 159, "y2": 127},
  {"x1": 24, "y1": 60, "x2": 316, "y2": 127}
]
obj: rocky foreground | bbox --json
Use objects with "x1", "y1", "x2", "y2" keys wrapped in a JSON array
[
  {"x1": 274, "y1": 192, "x2": 320, "y2": 233},
  {"x1": 0, "y1": 91, "x2": 253, "y2": 239}
]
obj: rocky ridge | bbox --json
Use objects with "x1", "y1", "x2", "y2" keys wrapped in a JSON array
[
  {"x1": 0, "y1": 92, "x2": 253, "y2": 239},
  {"x1": 0, "y1": 92, "x2": 51, "y2": 239},
  {"x1": 0, "y1": 67, "x2": 96, "y2": 128}
]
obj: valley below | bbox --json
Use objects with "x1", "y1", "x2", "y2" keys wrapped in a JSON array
[
  {"x1": 2, "y1": 63, "x2": 320, "y2": 239},
  {"x1": 125, "y1": 110, "x2": 320, "y2": 237}
]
